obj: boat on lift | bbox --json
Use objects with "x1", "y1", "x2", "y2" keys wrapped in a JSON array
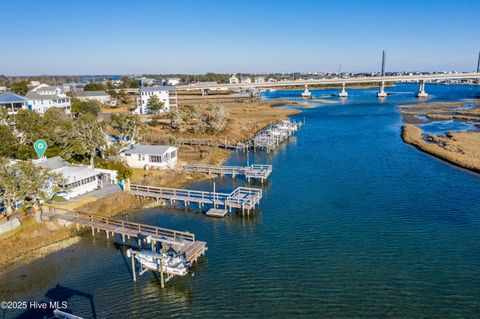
[
  {"x1": 301, "y1": 85, "x2": 312, "y2": 99},
  {"x1": 126, "y1": 249, "x2": 190, "y2": 276}
]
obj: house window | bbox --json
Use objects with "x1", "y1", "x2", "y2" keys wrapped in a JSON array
[{"x1": 149, "y1": 155, "x2": 162, "y2": 163}]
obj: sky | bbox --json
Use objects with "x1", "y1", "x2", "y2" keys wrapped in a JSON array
[{"x1": 1, "y1": 0, "x2": 479, "y2": 75}]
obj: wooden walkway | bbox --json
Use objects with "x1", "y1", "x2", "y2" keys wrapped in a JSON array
[
  {"x1": 182, "y1": 163, "x2": 272, "y2": 182},
  {"x1": 253, "y1": 119, "x2": 300, "y2": 152},
  {"x1": 129, "y1": 184, "x2": 262, "y2": 214},
  {"x1": 44, "y1": 207, "x2": 206, "y2": 264}
]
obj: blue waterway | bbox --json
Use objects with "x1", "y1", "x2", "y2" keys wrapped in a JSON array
[{"x1": 1, "y1": 84, "x2": 480, "y2": 318}]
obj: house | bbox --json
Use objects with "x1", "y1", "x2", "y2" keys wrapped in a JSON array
[
  {"x1": 255, "y1": 77, "x2": 265, "y2": 83},
  {"x1": 0, "y1": 86, "x2": 7, "y2": 93},
  {"x1": 165, "y1": 78, "x2": 181, "y2": 86},
  {"x1": 134, "y1": 86, "x2": 176, "y2": 114},
  {"x1": 75, "y1": 90, "x2": 111, "y2": 104},
  {"x1": 229, "y1": 75, "x2": 239, "y2": 84},
  {"x1": 25, "y1": 85, "x2": 71, "y2": 114},
  {"x1": 34, "y1": 156, "x2": 117, "y2": 200},
  {"x1": 120, "y1": 144, "x2": 177, "y2": 170},
  {"x1": 241, "y1": 77, "x2": 252, "y2": 84},
  {"x1": 0, "y1": 92, "x2": 28, "y2": 114}
]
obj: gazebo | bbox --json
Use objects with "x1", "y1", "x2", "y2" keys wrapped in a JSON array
[{"x1": 0, "y1": 92, "x2": 28, "y2": 114}]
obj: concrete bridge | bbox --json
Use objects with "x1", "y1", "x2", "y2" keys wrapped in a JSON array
[{"x1": 117, "y1": 72, "x2": 480, "y2": 99}]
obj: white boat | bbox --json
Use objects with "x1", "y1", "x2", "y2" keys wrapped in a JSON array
[
  {"x1": 301, "y1": 89, "x2": 312, "y2": 99},
  {"x1": 127, "y1": 249, "x2": 190, "y2": 276}
]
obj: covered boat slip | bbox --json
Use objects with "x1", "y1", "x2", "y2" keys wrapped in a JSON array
[
  {"x1": 129, "y1": 184, "x2": 262, "y2": 213},
  {"x1": 182, "y1": 163, "x2": 272, "y2": 182}
]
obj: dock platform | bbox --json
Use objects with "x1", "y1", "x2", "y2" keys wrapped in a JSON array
[
  {"x1": 182, "y1": 163, "x2": 272, "y2": 182},
  {"x1": 129, "y1": 184, "x2": 262, "y2": 214},
  {"x1": 206, "y1": 208, "x2": 228, "y2": 218}
]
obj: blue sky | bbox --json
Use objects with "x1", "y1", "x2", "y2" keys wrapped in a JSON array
[{"x1": 1, "y1": 0, "x2": 479, "y2": 75}]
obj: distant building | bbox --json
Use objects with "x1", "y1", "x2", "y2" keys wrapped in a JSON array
[
  {"x1": 120, "y1": 144, "x2": 177, "y2": 170},
  {"x1": 229, "y1": 75, "x2": 239, "y2": 84},
  {"x1": 241, "y1": 77, "x2": 252, "y2": 84},
  {"x1": 25, "y1": 85, "x2": 71, "y2": 114},
  {"x1": 75, "y1": 90, "x2": 111, "y2": 104},
  {"x1": 165, "y1": 78, "x2": 181, "y2": 86},
  {"x1": 0, "y1": 86, "x2": 7, "y2": 93},
  {"x1": 134, "y1": 86, "x2": 177, "y2": 114},
  {"x1": 34, "y1": 156, "x2": 117, "y2": 200},
  {"x1": 255, "y1": 76, "x2": 265, "y2": 83},
  {"x1": 0, "y1": 92, "x2": 28, "y2": 114}
]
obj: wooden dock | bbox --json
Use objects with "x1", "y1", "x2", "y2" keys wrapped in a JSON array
[
  {"x1": 129, "y1": 184, "x2": 262, "y2": 214},
  {"x1": 253, "y1": 119, "x2": 300, "y2": 152},
  {"x1": 206, "y1": 208, "x2": 228, "y2": 218},
  {"x1": 182, "y1": 163, "x2": 272, "y2": 182}
]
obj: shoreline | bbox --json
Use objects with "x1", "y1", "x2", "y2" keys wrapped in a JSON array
[{"x1": 0, "y1": 100, "x2": 301, "y2": 272}]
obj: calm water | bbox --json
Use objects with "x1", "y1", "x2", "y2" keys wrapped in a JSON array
[{"x1": 1, "y1": 84, "x2": 480, "y2": 318}]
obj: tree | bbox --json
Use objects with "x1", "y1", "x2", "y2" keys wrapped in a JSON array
[
  {"x1": 0, "y1": 158, "x2": 58, "y2": 215},
  {"x1": 70, "y1": 98, "x2": 101, "y2": 116},
  {"x1": 61, "y1": 114, "x2": 106, "y2": 167},
  {"x1": 147, "y1": 96, "x2": 165, "y2": 113},
  {"x1": 9, "y1": 81, "x2": 29, "y2": 96},
  {"x1": 121, "y1": 76, "x2": 139, "y2": 89},
  {"x1": 0, "y1": 125, "x2": 17, "y2": 157},
  {"x1": 83, "y1": 82, "x2": 106, "y2": 91},
  {"x1": 109, "y1": 114, "x2": 143, "y2": 145},
  {"x1": 206, "y1": 104, "x2": 229, "y2": 132},
  {"x1": 168, "y1": 110, "x2": 182, "y2": 131}
]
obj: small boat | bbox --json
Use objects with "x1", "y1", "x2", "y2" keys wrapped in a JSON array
[
  {"x1": 301, "y1": 88, "x2": 312, "y2": 99},
  {"x1": 268, "y1": 88, "x2": 277, "y2": 92},
  {"x1": 126, "y1": 249, "x2": 190, "y2": 276}
]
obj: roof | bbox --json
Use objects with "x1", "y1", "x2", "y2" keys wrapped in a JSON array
[
  {"x1": 34, "y1": 156, "x2": 70, "y2": 170},
  {"x1": 140, "y1": 86, "x2": 177, "y2": 93},
  {"x1": 36, "y1": 86, "x2": 58, "y2": 92},
  {"x1": 25, "y1": 91, "x2": 67, "y2": 100},
  {"x1": 75, "y1": 90, "x2": 110, "y2": 97},
  {"x1": 122, "y1": 144, "x2": 176, "y2": 156},
  {"x1": 0, "y1": 92, "x2": 28, "y2": 103},
  {"x1": 55, "y1": 166, "x2": 98, "y2": 184}
]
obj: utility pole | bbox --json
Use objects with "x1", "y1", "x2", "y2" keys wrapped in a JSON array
[
  {"x1": 477, "y1": 51, "x2": 480, "y2": 73},
  {"x1": 381, "y1": 50, "x2": 386, "y2": 76}
]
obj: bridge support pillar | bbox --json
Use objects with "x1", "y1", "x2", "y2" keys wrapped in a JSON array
[
  {"x1": 201, "y1": 88, "x2": 208, "y2": 96},
  {"x1": 377, "y1": 81, "x2": 387, "y2": 98},
  {"x1": 339, "y1": 83, "x2": 348, "y2": 98},
  {"x1": 416, "y1": 81, "x2": 428, "y2": 98}
]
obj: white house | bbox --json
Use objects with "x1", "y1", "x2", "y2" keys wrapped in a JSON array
[
  {"x1": 75, "y1": 90, "x2": 112, "y2": 104},
  {"x1": 25, "y1": 85, "x2": 71, "y2": 114},
  {"x1": 165, "y1": 78, "x2": 181, "y2": 86},
  {"x1": 34, "y1": 157, "x2": 117, "y2": 200},
  {"x1": 134, "y1": 86, "x2": 176, "y2": 114},
  {"x1": 120, "y1": 144, "x2": 177, "y2": 170},
  {"x1": 229, "y1": 75, "x2": 239, "y2": 84},
  {"x1": 0, "y1": 92, "x2": 28, "y2": 114},
  {"x1": 241, "y1": 77, "x2": 252, "y2": 84},
  {"x1": 255, "y1": 76, "x2": 266, "y2": 83},
  {"x1": 0, "y1": 86, "x2": 7, "y2": 93}
]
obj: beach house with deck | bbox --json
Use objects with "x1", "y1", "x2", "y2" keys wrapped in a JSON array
[{"x1": 0, "y1": 92, "x2": 28, "y2": 114}]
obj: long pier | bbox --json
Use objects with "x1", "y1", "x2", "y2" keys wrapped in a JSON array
[
  {"x1": 182, "y1": 163, "x2": 272, "y2": 182},
  {"x1": 129, "y1": 184, "x2": 262, "y2": 214}
]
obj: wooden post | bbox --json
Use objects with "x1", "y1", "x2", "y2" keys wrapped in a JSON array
[
  {"x1": 131, "y1": 253, "x2": 136, "y2": 282},
  {"x1": 160, "y1": 259, "x2": 165, "y2": 288}
]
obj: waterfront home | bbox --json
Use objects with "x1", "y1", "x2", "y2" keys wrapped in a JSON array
[
  {"x1": 0, "y1": 86, "x2": 7, "y2": 93},
  {"x1": 120, "y1": 144, "x2": 177, "y2": 170},
  {"x1": 0, "y1": 92, "x2": 28, "y2": 114},
  {"x1": 75, "y1": 90, "x2": 112, "y2": 104},
  {"x1": 229, "y1": 75, "x2": 239, "y2": 84},
  {"x1": 241, "y1": 77, "x2": 252, "y2": 83},
  {"x1": 25, "y1": 85, "x2": 71, "y2": 114},
  {"x1": 133, "y1": 86, "x2": 176, "y2": 114},
  {"x1": 34, "y1": 156, "x2": 117, "y2": 200},
  {"x1": 255, "y1": 76, "x2": 266, "y2": 83},
  {"x1": 165, "y1": 78, "x2": 181, "y2": 86}
]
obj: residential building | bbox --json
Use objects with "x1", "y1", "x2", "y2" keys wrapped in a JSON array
[
  {"x1": 0, "y1": 92, "x2": 28, "y2": 114},
  {"x1": 75, "y1": 90, "x2": 112, "y2": 104},
  {"x1": 229, "y1": 75, "x2": 239, "y2": 84},
  {"x1": 34, "y1": 156, "x2": 117, "y2": 200},
  {"x1": 120, "y1": 144, "x2": 177, "y2": 170},
  {"x1": 25, "y1": 85, "x2": 71, "y2": 114},
  {"x1": 255, "y1": 76, "x2": 266, "y2": 83},
  {"x1": 134, "y1": 86, "x2": 177, "y2": 114},
  {"x1": 165, "y1": 78, "x2": 181, "y2": 86},
  {"x1": 241, "y1": 77, "x2": 252, "y2": 84},
  {"x1": 0, "y1": 86, "x2": 7, "y2": 93}
]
